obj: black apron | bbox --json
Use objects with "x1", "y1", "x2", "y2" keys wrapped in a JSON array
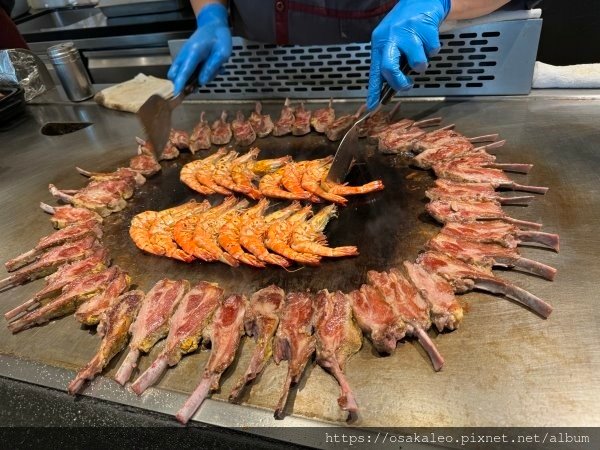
[
  {"x1": 230, "y1": 0, "x2": 536, "y2": 46},
  {"x1": 230, "y1": 0, "x2": 398, "y2": 45}
]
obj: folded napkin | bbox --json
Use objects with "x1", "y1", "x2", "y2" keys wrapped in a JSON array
[
  {"x1": 532, "y1": 62, "x2": 600, "y2": 89},
  {"x1": 94, "y1": 74, "x2": 173, "y2": 113}
]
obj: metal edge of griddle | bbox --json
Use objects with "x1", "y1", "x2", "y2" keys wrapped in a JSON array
[
  {"x1": 0, "y1": 353, "x2": 445, "y2": 449},
  {"x1": 0, "y1": 354, "x2": 325, "y2": 440}
]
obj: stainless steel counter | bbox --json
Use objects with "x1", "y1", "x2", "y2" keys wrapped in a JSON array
[{"x1": 1, "y1": 98, "x2": 599, "y2": 437}]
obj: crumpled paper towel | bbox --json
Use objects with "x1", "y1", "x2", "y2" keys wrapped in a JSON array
[
  {"x1": 532, "y1": 62, "x2": 600, "y2": 89},
  {"x1": 94, "y1": 74, "x2": 174, "y2": 113}
]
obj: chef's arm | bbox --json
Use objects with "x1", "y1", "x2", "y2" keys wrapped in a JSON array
[
  {"x1": 190, "y1": 0, "x2": 226, "y2": 16},
  {"x1": 447, "y1": 0, "x2": 511, "y2": 20},
  {"x1": 367, "y1": 0, "x2": 515, "y2": 109}
]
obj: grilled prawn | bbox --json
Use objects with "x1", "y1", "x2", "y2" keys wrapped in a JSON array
[
  {"x1": 240, "y1": 202, "x2": 302, "y2": 267},
  {"x1": 291, "y1": 205, "x2": 358, "y2": 258},
  {"x1": 265, "y1": 206, "x2": 321, "y2": 266}
]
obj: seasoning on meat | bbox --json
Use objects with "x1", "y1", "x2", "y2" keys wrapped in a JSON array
[{"x1": 113, "y1": 279, "x2": 189, "y2": 385}]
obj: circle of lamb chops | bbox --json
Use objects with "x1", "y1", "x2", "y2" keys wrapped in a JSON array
[{"x1": 1, "y1": 99, "x2": 559, "y2": 425}]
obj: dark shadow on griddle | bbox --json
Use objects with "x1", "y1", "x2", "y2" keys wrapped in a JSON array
[
  {"x1": 229, "y1": 340, "x2": 279, "y2": 405},
  {"x1": 517, "y1": 243, "x2": 559, "y2": 253},
  {"x1": 367, "y1": 339, "x2": 393, "y2": 358},
  {"x1": 418, "y1": 211, "x2": 440, "y2": 226},
  {"x1": 277, "y1": 358, "x2": 316, "y2": 420}
]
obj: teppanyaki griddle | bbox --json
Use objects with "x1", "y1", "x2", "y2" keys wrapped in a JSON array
[{"x1": 0, "y1": 99, "x2": 598, "y2": 431}]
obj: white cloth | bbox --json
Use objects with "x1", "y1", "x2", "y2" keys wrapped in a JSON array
[
  {"x1": 94, "y1": 74, "x2": 173, "y2": 113},
  {"x1": 532, "y1": 62, "x2": 600, "y2": 89}
]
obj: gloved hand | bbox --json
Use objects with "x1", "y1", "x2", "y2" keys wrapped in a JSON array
[
  {"x1": 168, "y1": 3, "x2": 232, "y2": 95},
  {"x1": 367, "y1": 0, "x2": 451, "y2": 110}
]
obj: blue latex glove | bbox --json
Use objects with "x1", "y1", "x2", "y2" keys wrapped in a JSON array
[
  {"x1": 168, "y1": 3, "x2": 232, "y2": 95},
  {"x1": 367, "y1": 0, "x2": 451, "y2": 110}
]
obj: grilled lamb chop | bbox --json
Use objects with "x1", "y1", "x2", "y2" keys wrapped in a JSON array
[
  {"x1": 176, "y1": 294, "x2": 247, "y2": 424},
  {"x1": 426, "y1": 233, "x2": 557, "y2": 281},
  {"x1": 248, "y1": 102, "x2": 274, "y2": 137},
  {"x1": 0, "y1": 235, "x2": 100, "y2": 291},
  {"x1": 426, "y1": 198, "x2": 543, "y2": 230},
  {"x1": 130, "y1": 137, "x2": 162, "y2": 176},
  {"x1": 40, "y1": 203, "x2": 103, "y2": 229},
  {"x1": 326, "y1": 105, "x2": 366, "y2": 141},
  {"x1": 433, "y1": 157, "x2": 548, "y2": 194},
  {"x1": 114, "y1": 279, "x2": 189, "y2": 385},
  {"x1": 313, "y1": 290, "x2": 362, "y2": 416},
  {"x1": 232, "y1": 111, "x2": 257, "y2": 146},
  {"x1": 136, "y1": 133, "x2": 176, "y2": 159},
  {"x1": 8, "y1": 266, "x2": 120, "y2": 334},
  {"x1": 49, "y1": 181, "x2": 129, "y2": 217},
  {"x1": 444, "y1": 151, "x2": 533, "y2": 174},
  {"x1": 4, "y1": 247, "x2": 109, "y2": 322},
  {"x1": 129, "y1": 154, "x2": 161, "y2": 177},
  {"x1": 5, "y1": 220, "x2": 102, "y2": 272},
  {"x1": 413, "y1": 139, "x2": 506, "y2": 170},
  {"x1": 160, "y1": 141, "x2": 180, "y2": 161},
  {"x1": 367, "y1": 270, "x2": 444, "y2": 371},
  {"x1": 310, "y1": 98, "x2": 335, "y2": 133},
  {"x1": 413, "y1": 126, "x2": 498, "y2": 153},
  {"x1": 377, "y1": 118, "x2": 444, "y2": 154},
  {"x1": 416, "y1": 251, "x2": 553, "y2": 318},
  {"x1": 170, "y1": 129, "x2": 189, "y2": 150},
  {"x1": 292, "y1": 102, "x2": 311, "y2": 136},
  {"x1": 229, "y1": 285, "x2": 285, "y2": 401},
  {"x1": 357, "y1": 101, "x2": 401, "y2": 138},
  {"x1": 273, "y1": 98, "x2": 295, "y2": 136},
  {"x1": 76, "y1": 166, "x2": 146, "y2": 187},
  {"x1": 426, "y1": 179, "x2": 534, "y2": 206},
  {"x1": 130, "y1": 281, "x2": 222, "y2": 395},
  {"x1": 75, "y1": 269, "x2": 131, "y2": 326},
  {"x1": 189, "y1": 112, "x2": 212, "y2": 153},
  {"x1": 210, "y1": 111, "x2": 233, "y2": 145},
  {"x1": 348, "y1": 284, "x2": 405, "y2": 354},
  {"x1": 68, "y1": 290, "x2": 144, "y2": 394},
  {"x1": 403, "y1": 261, "x2": 463, "y2": 332},
  {"x1": 369, "y1": 116, "x2": 441, "y2": 142},
  {"x1": 441, "y1": 221, "x2": 560, "y2": 252},
  {"x1": 273, "y1": 292, "x2": 315, "y2": 419}
]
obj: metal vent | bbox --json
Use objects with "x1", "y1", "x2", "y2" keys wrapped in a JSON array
[{"x1": 169, "y1": 18, "x2": 541, "y2": 99}]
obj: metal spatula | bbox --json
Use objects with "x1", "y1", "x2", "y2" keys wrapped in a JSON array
[
  {"x1": 326, "y1": 84, "x2": 396, "y2": 183},
  {"x1": 326, "y1": 60, "x2": 410, "y2": 183},
  {"x1": 136, "y1": 78, "x2": 197, "y2": 157}
]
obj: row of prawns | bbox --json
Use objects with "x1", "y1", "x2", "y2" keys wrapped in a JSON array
[
  {"x1": 130, "y1": 197, "x2": 358, "y2": 267},
  {"x1": 180, "y1": 147, "x2": 384, "y2": 205}
]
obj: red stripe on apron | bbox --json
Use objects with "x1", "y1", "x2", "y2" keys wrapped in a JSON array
[{"x1": 275, "y1": 0, "x2": 290, "y2": 44}]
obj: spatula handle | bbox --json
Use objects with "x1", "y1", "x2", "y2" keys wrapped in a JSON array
[
  {"x1": 380, "y1": 83, "x2": 396, "y2": 105},
  {"x1": 378, "y1": 58, "x2": 410, "y2": 106}
]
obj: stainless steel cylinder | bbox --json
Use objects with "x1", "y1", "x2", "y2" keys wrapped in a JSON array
[{"x1": 47, "y1": 42, "x2": 94, "y2": 102}]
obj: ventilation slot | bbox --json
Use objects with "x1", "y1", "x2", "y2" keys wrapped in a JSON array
[{"x1": 179, "y1": 22, "x2": 533, "y2": 98}]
